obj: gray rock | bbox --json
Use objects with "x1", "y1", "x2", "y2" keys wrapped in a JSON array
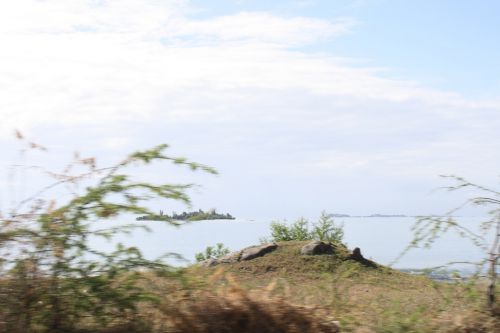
[
  {"x1": 240, "y1": 243, "x2": 278, "y2": 261},
  {"x1": 199, "y1": 243, "x2": 278, "y2": 267},
  {"x1": 199, "y1": 258, "x2": 219, "y2": 267},
  {"x1": 217, "y1": 251, "x2": 241, "y2": 264},
  {"x1": 300, "y1": 240, "x2": 334, "y2": 255},
  {"x1": 199, "y1": 251, "x2": 240, "y2": 267}
]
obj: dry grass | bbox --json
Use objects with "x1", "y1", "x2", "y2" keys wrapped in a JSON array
[
  {"x1": 184, "y1": 241, "x2": 498, "y2": 332},
  {"x1": 156, "y1": 274, "x2": 340, "y2": 333},
  {"x1": 433, "y1": 309, "x2": 500, "y2": 333},
  {"x1": 1, "y1": 241, "x2": 496, "y2": 332}
]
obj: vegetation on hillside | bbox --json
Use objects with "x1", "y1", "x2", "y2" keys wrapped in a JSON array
[
  {"x1": 398, "y1": 175, "x2": 500, "y2": 314},
  {"x1": 195, "y1": 243, "x2": 231, "y2": 262},
  {"x1": 0, "y1": 135, "x2": 219, "y2": 332},
  {"x1": 263, "y1": 211, "x2": 344, "y2": 243},
  {"x1": 1, "y1": 136, "x2": 498, "y2": 332},
  {"x1": 188, "y1": 241, "x2": 499, "y2": 333}
]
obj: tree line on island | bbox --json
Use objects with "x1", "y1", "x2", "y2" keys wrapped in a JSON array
[{"x1": 136, "y1": 208, "x2": 235, "y2": 221}]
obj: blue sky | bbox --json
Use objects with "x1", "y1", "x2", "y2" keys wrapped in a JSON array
[
  {"x1": 1, "y1": 0, "x2": 499, "y2": 219},
  {"x1": 188, "y1": 0, "x2": 500, "y2": 98}
]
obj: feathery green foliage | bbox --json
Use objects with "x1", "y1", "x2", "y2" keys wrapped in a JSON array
[
  {"x1": 398, "y1": 175, "x2": 500, "y2": 312},
  {"x1": 267, "y1": 211, "x2": 344, "y2": 243},
  {"x1": 195, "y1": 243, "x2": 230, "y2": 262},
  {"x1": 0, "y1": 138, "x2": 216, "y2": 333},
  {"x1": 313, "y1": 211, "x2": 345, "y2": 242}
]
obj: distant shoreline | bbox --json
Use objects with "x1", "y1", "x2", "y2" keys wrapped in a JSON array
[
  {"x1": 136, "y1": 209, "x2": 235, "y2": 222},
  {"x1": 331, "y1": 214, "x2": 408, "y2": 218},
  {"x1": 331, "y1": 214, "x2": 452, "y2": 218}
]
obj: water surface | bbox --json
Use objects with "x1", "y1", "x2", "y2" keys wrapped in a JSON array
[{"x1": 100, "y1": 216, "x2": 486, "y2": 269}]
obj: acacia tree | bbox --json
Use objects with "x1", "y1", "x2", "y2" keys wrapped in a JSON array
[
  {"x1": 0, "y1": 135, "x2": 216, "y2": 332},
  {"x1": 401, "y1": 175, "x2": 499, "y2": 312}
]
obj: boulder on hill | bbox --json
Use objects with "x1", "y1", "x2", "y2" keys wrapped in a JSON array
[
  {"x1": 300, "y1": 240, "x2": 334, "y2": 255},
  {"x1": 350, "y1": 247, "x2": 364, "y2": 261},
  {"x1": 200, "y1": 258, "x2": 219, "y2": 267},
  {"x1": 241, "y1": 243, "x2": 278, "y2": 261},
  {"x1": 200, "y1": 243, "x2": 278, "y2": 267},
  {"x1": 217, "y1": 251, "x2": 241, "y2": 264},
  {"x1": 349, "y1": 247, "x2": 377, "y2": 268}
]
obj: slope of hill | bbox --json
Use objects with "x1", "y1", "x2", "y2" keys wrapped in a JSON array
[{"x1": 185, "y1": 241, "x2": 498, "y2": 332}]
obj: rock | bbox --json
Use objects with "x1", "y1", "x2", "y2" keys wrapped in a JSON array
[
  {"x1": 199, "y1": 258, "x2": 219, "y2": 267},
  {"x1": 300, "y1": 240, "x2": 334, "y2": 255},
  {"x1": 199, "y1": 243, "x2": 278, "y2": 267},
  {"x1": 351, "y1": 247, "x2": 364, "y2": 261},
  {"x1": 240, "y1": 243, "x2": 278, "y2": 261},
  {"x1": 349, "y1": 247, "x2": 377, "y2": 267},
  {"x1": 199, "y1": 251, "x2": 240, "y2": 267},
  {"x1": 217, "y1": 251, "x2": 241, "y2": 264}
]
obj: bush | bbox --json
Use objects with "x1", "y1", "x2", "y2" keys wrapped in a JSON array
[
  {"x1": 399, "y1": 175, "x2": 500, "y2": 311},
  {"x1": 267, "y1": 211, "x2": 344, "y2": 243},
  {"x1": 0, "y1": 137, "x2": 216, "y2": 333},
  {"x1": 195, "y1": 243, "x2": 230, "y2": 262},
  {"x1": 313, "y1": 211, "x2": 344, "y2": 243}
]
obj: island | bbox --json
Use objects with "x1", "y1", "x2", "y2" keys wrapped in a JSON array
[{"x1": 136, "y1": 209, "x2": 235, "y2": 221}]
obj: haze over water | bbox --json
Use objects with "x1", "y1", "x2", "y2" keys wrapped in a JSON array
[{"x1": 107, "y1": 216, "x2": 486, "y2": 270}]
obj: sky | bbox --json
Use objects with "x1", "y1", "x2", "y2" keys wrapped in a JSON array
[{"x1": 1, "y1": 0, "x2": 499, "y2": 219}]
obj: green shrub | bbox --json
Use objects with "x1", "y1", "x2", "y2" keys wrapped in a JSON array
[
  {"x1": 195, "y1": 243, "x2": 230, "y2": 262},
  {"x1": 0, "y1": 139, "x2": 216, "y2": 333},
  {"x1": 267, "y1": 211, "x2": 344, "y2": 243},
  {"x1": 313, "y1": 211, "x2": 344, "y2": 243}
]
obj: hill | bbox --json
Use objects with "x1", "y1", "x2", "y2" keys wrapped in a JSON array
[{"x1": 185, "y1": 241, "x2": 498, "y2": 332}]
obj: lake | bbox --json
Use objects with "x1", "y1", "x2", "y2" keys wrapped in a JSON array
[{"x1": 98, "y1": 216, "x2": 487, "y2": 270}]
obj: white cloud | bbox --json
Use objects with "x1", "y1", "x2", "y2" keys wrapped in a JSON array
[
  {"x1": 1, "y1": 0, "x2": 495, "y2": 133},
  {"x1": 0, "y1": 0, "x2": 361, "y2": 132},
  {"x1": 0, "y1": 0, "x2": 499, "y2": 216},
  {"x1": 0, "y1": 0, "x2": 184, "y2": 35},
  {"x1": 170, "y1": 12, "x2": 356, "y2": 45}
]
